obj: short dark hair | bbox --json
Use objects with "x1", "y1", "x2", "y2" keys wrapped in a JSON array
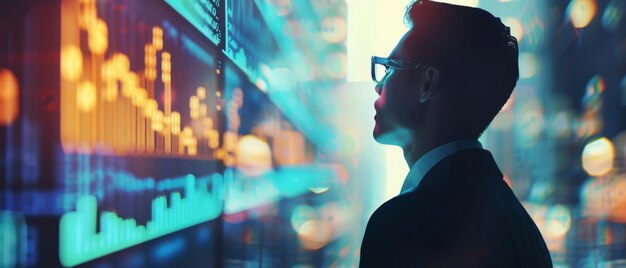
[{"x1": 404, "y1": 0, "x2": 519, "y2": 138}]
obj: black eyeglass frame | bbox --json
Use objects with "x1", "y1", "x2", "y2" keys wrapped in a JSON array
[{"x1": 371, "y1": 56, "x2": 426, "y2": 83}]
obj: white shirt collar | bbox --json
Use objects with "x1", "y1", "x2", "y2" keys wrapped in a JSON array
[{"x1": 399, "y1": 140, "x2": 483, "y2": 194}]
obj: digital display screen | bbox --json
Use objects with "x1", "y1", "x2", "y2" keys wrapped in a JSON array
[
  {"x1": 0, "y1": 0, "x2": 325, "y2": 266},
  {"x1": 1, "y1": 0, "x2": 226, "y2": 266},
  {"x1": 220, "y1": 60, "x2": 333, "y2": 266},
  {"x1": 221, "y1": 60, "x2": 319, "y2": 213},
  {"x1": 164, "y1": 0, "x2": 225, "y2": 48},
  {"x1": 56, "y1": 0, "x2": 226, "y2": 265},
  {"x1": 223, "y1": 0, "x2": 280, "y2": 87}
]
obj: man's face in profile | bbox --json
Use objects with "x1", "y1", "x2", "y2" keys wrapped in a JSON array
[{"x1": 373, "y1": 30, "x2": 425, "y2": 146}]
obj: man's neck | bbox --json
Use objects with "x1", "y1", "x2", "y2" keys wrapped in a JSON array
[
  {"x1": 402, "y1": 138, "x2": 444, "y2": 167},
  {"x1": 402, "y1": 132, "x2": 469, "y2": 167}
]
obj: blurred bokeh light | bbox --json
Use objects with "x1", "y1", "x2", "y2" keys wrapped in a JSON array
[
  {"x1": 582, "y1": 137, "x2": 615, "y2": 177},
  {"x1": 567, "y1": 0, "x2": 598, "y2": 28},
  {"x1": 0, "y1": 68, "x2": 19, "y2": 125}
]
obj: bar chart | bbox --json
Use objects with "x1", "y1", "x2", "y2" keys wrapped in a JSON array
[
  {"x1": 60, "y1": 0, "x2": 221, "y2": 159},
  {"x1": 59, "y1": 174, "x2": 222, "y2": 267}
]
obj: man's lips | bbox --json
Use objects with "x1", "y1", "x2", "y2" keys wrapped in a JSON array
[{"x1": 374, "y1": 101, "x2": 380, "y2": 121}]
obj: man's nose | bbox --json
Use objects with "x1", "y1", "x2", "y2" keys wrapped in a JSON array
[{"x1": 374, "y1": 83, "x2": 383, "y2": 95}]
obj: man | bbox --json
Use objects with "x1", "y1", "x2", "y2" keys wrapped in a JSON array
[{"x1": 360, "y1": 1, "x2": 552, "y2": 267}]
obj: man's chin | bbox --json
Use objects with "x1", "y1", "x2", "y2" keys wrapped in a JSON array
[
  {"x1": 373, "y1": 132, "x2": 396, "y2": 145},
  {"x1": 373, "y1": 128, "x2": 411, "y2": 146}
]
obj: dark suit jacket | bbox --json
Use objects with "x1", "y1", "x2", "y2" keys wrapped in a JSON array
[{"x1": 360, "y1": 149, "x2": 552, "y2": 267}]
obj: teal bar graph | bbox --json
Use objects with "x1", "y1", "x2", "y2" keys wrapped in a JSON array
[
  {"x1": 223, "y1": 172, "x2": 280, "y2": 214},
  {"x1": 59, "y1": 174, "x2": 222, "y2": 267},
  {"x1": 224, "y1": 165, "x2": 335, "y2": 214}
]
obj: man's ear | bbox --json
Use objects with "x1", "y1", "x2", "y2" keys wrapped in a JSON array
[{"x1": 419, "y1": 66, "x2": 440, "y2": 103}]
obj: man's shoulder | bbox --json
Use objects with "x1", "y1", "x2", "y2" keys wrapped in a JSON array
[
  {"x1": 365, "y1": 191, "x2": 444, "y2": 239},
  {"x1": 360, "y1": 191, "x2": 447, "y2": 266},
  {"x1": 369, "y1": 192, "x2": 421, "y2": 220}
]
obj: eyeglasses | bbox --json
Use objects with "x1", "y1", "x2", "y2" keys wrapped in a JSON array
[{"x1": 371, "y1": 56, "x2": 425, "y2": 84}]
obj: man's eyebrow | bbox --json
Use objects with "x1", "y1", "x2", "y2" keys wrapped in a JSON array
[
  {"x1": 388, "y1": 48, "x2": 408, "y2": 61},
  {"x1": 387, "y1": 48, "x2": 400, "y2": 59}
]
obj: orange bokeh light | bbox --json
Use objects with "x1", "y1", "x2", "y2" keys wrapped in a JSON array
[
  {"x1": 61, "y1": 45, "x2": 83, "y2": 82},
  {"x1": 77, "y1": 81, "x2": 96, "y2": 112},
  {"x1": 568, "y1": 0, "x2": 597, "y2": 28},
  {"x1": 0, "y1": 69, "x2": 19, "y2": 125}
]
